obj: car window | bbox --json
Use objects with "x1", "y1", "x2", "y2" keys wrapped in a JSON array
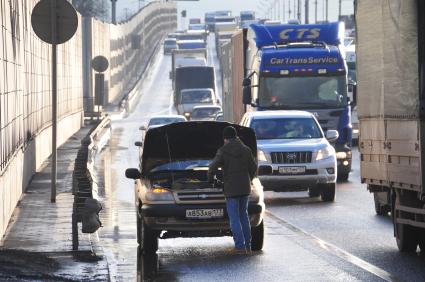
[
  {"x1": 181, "y1": 91, "x2": 213, "y2": 104},
  {"x1": 192, "y1": 108, "x2": 220, "y2": 118},
  {"x1": 250, "y1": 117, "x2": 322, "y2": 139}
]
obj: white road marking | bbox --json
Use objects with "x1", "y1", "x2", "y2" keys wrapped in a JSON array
[{"x1": 266, "y1": 211, "x2": 401, "y2": 282}]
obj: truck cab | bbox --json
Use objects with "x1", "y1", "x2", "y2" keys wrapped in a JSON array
[{"x1": 242, "y1": 23, "x2": 352, "y2": 180}]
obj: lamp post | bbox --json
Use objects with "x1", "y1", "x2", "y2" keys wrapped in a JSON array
[{"x1": 111, "y1": 0, "x2": 117, "y2": 24}]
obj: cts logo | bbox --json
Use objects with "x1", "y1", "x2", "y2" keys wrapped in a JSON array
[
  {"x1": 287, "y1": 153, "x2": 297, "y2": 160},
  {"x1": 279, "y1": 28, "x2": 321, "y2": 40}
]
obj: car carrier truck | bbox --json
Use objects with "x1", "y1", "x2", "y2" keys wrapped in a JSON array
[
  {"x1": 357, "y1": 0, "x2": 425, "y2": 252},
  {"x1": 220, "y1": 23, "x2": 353, "y2": 180}
]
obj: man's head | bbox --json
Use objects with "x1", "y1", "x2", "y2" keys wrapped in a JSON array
[{"x1": 223, "y1": 126, "x2": 237, "y2": 143}]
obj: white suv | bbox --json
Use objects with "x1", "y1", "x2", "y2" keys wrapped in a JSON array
[{"x1": 241, "y1": 111, "x2": 338, "y2": 202}]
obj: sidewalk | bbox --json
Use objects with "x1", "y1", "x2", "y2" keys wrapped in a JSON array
[{"x1": 0, "y1": 126, "x2": 110, "y2": 281}]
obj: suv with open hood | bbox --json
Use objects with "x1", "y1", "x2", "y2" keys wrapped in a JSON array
[{"x1": 126, "y1": 122, "x2": 265, "y2": 253}]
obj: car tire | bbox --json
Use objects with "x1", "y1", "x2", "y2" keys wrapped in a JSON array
[
  {"x1": 320, "y1": 183, "x2": 336, "y2": 202},
  {"x1": 337, "y1": 172, "x2": 349, "y2": 182},
  {"x1": 308, "y1": 187, "x2": 321, "y2": 198},
  {"x1": 251, "y1": 220, "x2": 264, "y2": 251},
  {"x1": 374, "y1": 193, "x2": 389, "y2": 216},
  {"x1": 137, "y1": 211, "x2": 158, "y2": 253}
]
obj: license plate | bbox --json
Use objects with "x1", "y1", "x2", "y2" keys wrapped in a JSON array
[
  {"x1": 186, "y1": 209, "x2": 224, "y2": 219},
  {"x1": 279, "y1": 166, "x2": 306, "y2": 174}
]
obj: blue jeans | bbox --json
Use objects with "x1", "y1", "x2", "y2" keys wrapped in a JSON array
[{"x1": 226, "y1": 196, "x2": 251, "y2": 250}]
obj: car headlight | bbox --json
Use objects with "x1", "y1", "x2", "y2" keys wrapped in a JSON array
[
  {"x1": 184, "y1": 112, "x2": 191, "y2": 118},
  {"x1": 257, "y1": 150, "x2": 268, "y2": 162},
  {"x1": 315, "y1": 146, "x2": 335, "y2": 161},
  {"x1": 146, "y1": 187, "x2": 174, "y2": 202},
  {"x1": 336, "y1": 152, "x2": 347, "y2": 159}
]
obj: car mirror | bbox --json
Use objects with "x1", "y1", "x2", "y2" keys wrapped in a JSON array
[
  {"x1": 135, "y1": 141, "x2": 143, "y2": 147},
  {"x1": 125, "y1": 168, "x2": 141, "y2": 179},
  {"x1": 242, "y1": 77, "x2": 251, "y2": 87},
  {"x1": 243, "y1": 86, "x2": 252, "y2": 105},
  {"x1": 326, "y1": 130, "x2": 339, "y2": 142},
  {"x1": 139, "y1": 125, "x2": 147, "y2": 131}
]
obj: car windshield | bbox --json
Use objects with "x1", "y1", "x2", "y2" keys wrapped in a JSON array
[
  {"x1": 181, "y1": 90, "x2": 213, "y2": 104},
  {"x1": 150, "y1": 160, "x2": 211, "y2": 172},
  {"x1": 148, "y1": 117, "x2": 184, "y2": 126},
  {"x1": 250, "y1": 117, "x2": 322, "y2": 140},
  {"x1": 189, "y1": 24, "x2": 205, "y2": 30},
  {"x1": 259, "y1": 75, "x2": 347, "y2": 109},
  {"x1": 192, "y1": 108, "x2": 220, "y2": 118}
]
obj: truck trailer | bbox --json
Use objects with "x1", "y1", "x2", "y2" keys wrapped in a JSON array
[
  {"x1": 220, "y1": 23, "x2": 353, "y2": 180},
  {"x1": 357, "y1": 0, "x2": 425, "y2": 252}
]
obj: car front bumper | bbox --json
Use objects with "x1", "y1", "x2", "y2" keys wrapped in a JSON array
[{"x1": 258, "y1": 157, "x2": 336, "y2": 191}]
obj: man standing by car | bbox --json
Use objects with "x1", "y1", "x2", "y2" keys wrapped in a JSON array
[{"x1": 208, "y1": 126, "x2": 257, "y2": 253}]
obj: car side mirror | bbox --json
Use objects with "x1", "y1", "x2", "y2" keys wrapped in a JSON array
[
  {"x1": 125, "y1": 168, "x2": 141, "y2": 179},
  {"x1": 326, "y1": 130, "x2": 339, "y2": 142},
  {"x1": 135, "y1": 141, "x2": 143, "y2": 147},
  {"x1": 139, "y1": 125, "x2": 147, "y2": 131},
  {"x1": 243, "y1": 86, "x2": 252, "y2": 105},
  {"x1": 242, "y1": 77, "x2": 251, "y2": 87}
]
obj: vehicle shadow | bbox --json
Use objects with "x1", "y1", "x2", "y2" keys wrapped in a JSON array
[
  {"x1": 137, "y1": 244, "x2": 264, "y2": 281},
  {"x1": 264, "y1": 191, "x2": 326, "y2": 207}
]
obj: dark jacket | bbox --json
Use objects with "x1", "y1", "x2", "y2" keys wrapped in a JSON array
[{"x1": 208, "y1": 138, "x2": 257, "y2": 197}]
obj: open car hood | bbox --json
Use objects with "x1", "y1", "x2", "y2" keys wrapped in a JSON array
[{"x1": 141, "y1": 122, "x2": 257, "y2": 175}]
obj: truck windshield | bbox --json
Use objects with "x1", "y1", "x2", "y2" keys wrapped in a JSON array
[
  {"x1": 181, "y1": 90, "x2": 213, "y2": 104},
  {"x1": 258, "y1": 75, "x2": 347, "y2": 109}
]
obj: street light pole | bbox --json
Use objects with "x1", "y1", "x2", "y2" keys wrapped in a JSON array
[
  {"x1": 305, "y1": 0, "x2": 309, "y2": 24},
  {"x1": 111, "y1": 0, "x2": 117, "y2": 24},
  {"x1": 51, "y1": 0, "x2": 57, "y2": 203},
  {"x1": 314, "y1": 0, "x2": 318, "y2": 23}
]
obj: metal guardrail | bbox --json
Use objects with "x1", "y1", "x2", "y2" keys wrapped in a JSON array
[{"x1": 72, "y1": 117, "x2": 111, "y2": 251}]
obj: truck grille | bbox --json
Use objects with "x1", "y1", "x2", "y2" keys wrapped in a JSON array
[
  {"x1": 270, "y1": 152, "x2": 312, "y2": 164},
  {"x1": 174, "y1": 189, "x2": 225, "y2": 204}
]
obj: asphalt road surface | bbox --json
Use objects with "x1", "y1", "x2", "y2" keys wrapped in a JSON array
[{"x1": 96, "y1": 36, "x2": 425, "y2": 282}]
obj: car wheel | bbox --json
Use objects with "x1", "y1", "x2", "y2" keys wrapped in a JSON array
[
  {"x1": 251, "y1": 220, "x2": 264, "y2": 251},
  {"x1": 138, "y1": 212, "x2": 158, "y2": 253},
  {"x1": 320, "y1": 183, "x2": 336, "y2": 202},
  {"x1": 374, "y1": 193, "x2": 389, "y2": 216},
  {"x1": 308, "y1": 187, "x2": 321, "y2": 198},
  {"x1": 395, "y1": 222, "x2": 418, "y2": 252},
  {"x1": 337, "y1": 172, "x2": 349, "y2": 182}
]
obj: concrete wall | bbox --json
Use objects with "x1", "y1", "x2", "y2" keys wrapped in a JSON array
[{"x1": 0, "y1": 1, "x2": 177, "y2": 240}]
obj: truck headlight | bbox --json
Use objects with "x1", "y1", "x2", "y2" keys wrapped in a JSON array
[
  {"x1": 257, "y1": 150, "x2": 268, "y2": 162},
  {"x1": 146, "y1": 187, "x2": 174, "y2": 202},
  {"x1": 315, "y1": 146, "x2": 335, "y2": 161}
]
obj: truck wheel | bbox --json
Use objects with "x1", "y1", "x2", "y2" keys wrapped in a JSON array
[
  {"x1": 320, "y1": 183, "x2": 336, "y2": 202},
  {"x1": 251, "y1": 220, "x2": 264, "y2": 251},
  {"x1": 337, "y1": 173, "x2": 349, "y2": 182},
  {"x1": 137, "y1": 212, "x2": 158, "y2": 253},
  {"x1": 395, "y1": 222, "x2": 418, "y2": 252},
  {"x1": 374, "y1": 193, "x2": 389, "y2": 216},
  {"x1": 308, "y1": 187, "x2": 320, "y2": 198}
]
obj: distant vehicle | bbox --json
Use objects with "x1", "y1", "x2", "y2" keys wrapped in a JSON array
[
  {"x1": 177, "y1": 40, "x2": 206, "y2": 50},
  {"x1": 287, "y1": 19, "x2": 301, "y2": 24},
  {"x1": 188, "y1": 24, "x2": 208, "y2": 34},
  {"x1": 140, "y1": 115, "x2": 187, "y2": 131},
  {"x1": 240, "y1": 11, "x2": 255, "y2": 26},
  {"x1": 190, "y1": 105, "x2": 223, "y2": 121},
  {"x1": 139, "y1": 115, "x2": 187, "y2": 143},
  {"x1": 125, "y1": 122, "x2": 264, "y2": 253},
  {"x1": 170, "y1": 48, "x2": 208, "y2": 81},
  {"x1": 205, "y1": 12, "x2": 216, "y2": 31},
  {"x1": 241, "y1": 111, "x2": 338, "y2": 201},
  {"x1": 264, "y1": 20, "x2": 282, "y2": 25},
  {"x1": 163, "y1": 38, "x2": 178, "y2": 55},
  {"x1": 177, "y1": 88, "x2": 218, "y2": 118},
  {"x1": 214, "y1": 16, "x2": 236, "y2": 25},
  {"x1": 345, "y1": 44, "x2": 358, "y2": 143},
  {"x1": 174, "y1": 66, "x2": 216, "y2": 107},
  {"x1": 240, "y1": 19, "x2": 259, "y2": 29},
  {"x1": 189, "y1": 18, "x2": 201, "y2": 24},
  {"x1": 176, "y1": 32, "x2": 206, "y2": 42}
]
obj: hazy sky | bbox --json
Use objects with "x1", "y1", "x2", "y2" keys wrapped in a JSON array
[{"x1": 116, "y1": 0, "x2": 354, "y2": 24}]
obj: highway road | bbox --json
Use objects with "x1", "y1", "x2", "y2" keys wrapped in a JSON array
[{"x1": 95, "y1": 37, "x2": 425, "y2": 282}]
